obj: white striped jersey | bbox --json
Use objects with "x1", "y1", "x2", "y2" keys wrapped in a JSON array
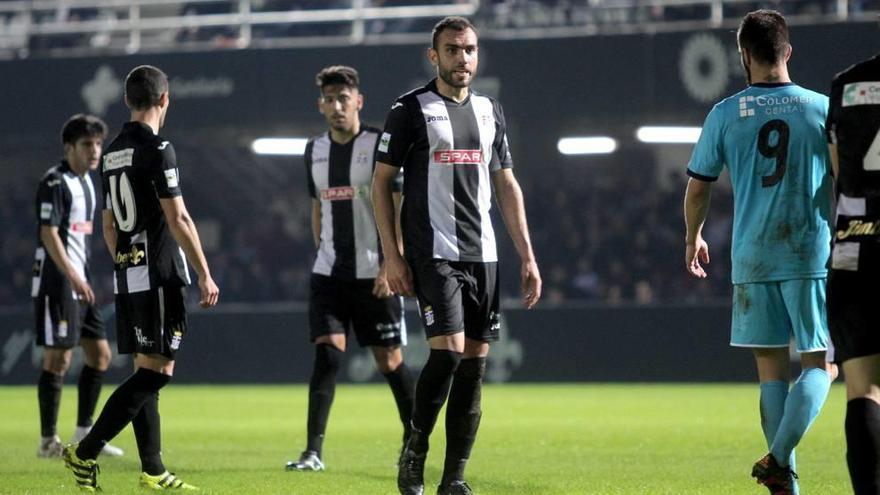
[
  {"x1": 376, "y1": 79, "x2": 514, "y2": 262},
  {"x1": 827, "y1": 55, "x2": 880, "y2": 273},
  {"x1": 32, "y1": 161, "x2": 97, "y2": 298},
  {"x1": 305, "y1": 127, "x2": 401, "y2": 280},
  {"x1": 101, "y1": 122, "x2": 191, "y2": 294}
]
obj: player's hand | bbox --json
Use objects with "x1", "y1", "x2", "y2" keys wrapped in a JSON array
[
  {"x1": 198, "y1": 276, "x2": 220, "y2": 308},
  {"x1": 686, "y1": 237, "x2": 710, "y2": 278},
  {"x1": 384, "y1": 255, "x2": 414, "y2": 297},
  {"x1": 521, "y1": 259, "x2": 542, "y2": 309},
  {"x1": 70, "y1": 276, "x2": 95, "y2": 305},
  {"x1": 373, "y1": 264, "x2": 393, "y2": 298}
]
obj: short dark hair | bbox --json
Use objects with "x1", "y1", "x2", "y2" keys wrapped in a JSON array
[
  {"x1": 315, "y1": 65, "x2": 359, "y2": 91},
  {"x1": 125, "y1": 65, "x2": 169, "y2": 110},
  {"x1": 61, "y1": 114, "x2": 107, "y2": 145},
  {"x1": 431, "y1": 16, "x2": 477, "y2": 50},
  {"x1": 737, "y1": 10, "x2": 789, "y2": 65}
]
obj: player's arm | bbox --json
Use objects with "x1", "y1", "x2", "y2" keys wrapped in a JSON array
[
  {"x1": 829, "y1": 143, "x2": 839, "y2": 179},
  {"x1": 372, "y1": 190, "x2": 402, "y2": 299},
  {"x1": 40, "y1": 225, "x2": 95, "y2": 305},
  {"x1": 159, "y1": 196, "x2": 219, "y2": 308},
  {"x1": 310, "y1": 199, "x2": 321, "y2": 249},
  {"x1": 684, "y1": 178, "x2": 712, "y2": 278},
  {"x1": 373, "y1": 162, "x2": 412, "y2": 296},
  {"x1": 102, "y1": 210, "x2": 117, "y2": 256},
  {"x1": 492, "y1": 168, "x2": 541, "y2": 309}
]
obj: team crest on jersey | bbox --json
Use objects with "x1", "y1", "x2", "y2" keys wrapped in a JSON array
[
  {"x1": 480, "y1": 114, "x2": 493, "y2": 127},
  {"x1": 356, "y1": 150, "x2": 370, "y2": 165}
]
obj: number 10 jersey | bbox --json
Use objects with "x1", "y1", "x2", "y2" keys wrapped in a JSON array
[
  {"x1": 686, "y1": 82, "x2": 833, "y2": 284},
  {"x1": 101, "y1": 121, "x2": 191, "y2": 294}
]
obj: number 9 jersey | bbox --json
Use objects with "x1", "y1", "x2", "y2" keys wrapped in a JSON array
[
  {"x1": 101, "y1": 122, "x2": 191, "y2": 294},
  {"x1": 687, "y1": 82, "x2": 833, "y2": 284}
]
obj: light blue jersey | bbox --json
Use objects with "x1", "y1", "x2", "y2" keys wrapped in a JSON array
[{"x1": 687, "y1": 82, "x2": 833, "y2": 284}]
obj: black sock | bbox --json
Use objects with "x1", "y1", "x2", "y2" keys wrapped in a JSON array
[
  {"x1": 38, "y1": 370, "x2": 64, "y2": 438},
  {"x1": 410, "y1": 349, "x2": 463, "y2": 454},
  {"x1": 442, "y1": 357, "x2": 486, "y2": 485},
  {"x1": 77, "y1": 368, "x2": 171, "y2": 460},
  {"x1": 132, "y1": 391, "x2": 165, "y2": 475},
  {"x1": 77, "y1": 366, "x2": 105, "y2": 428},
  {"x1": 306, "y1": 344, "x2": 342, "y2": 457},
  {"x1": 383, "y1": 362, "x2": 415, "y2": 441},
  {"x1": 846, "y1": 398, "x2": 880, "y2": 495}
]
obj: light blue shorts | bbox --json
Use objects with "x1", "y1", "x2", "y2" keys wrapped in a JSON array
[{"x1": 730, "y1": 279, "x2": 829, "y2": 352}]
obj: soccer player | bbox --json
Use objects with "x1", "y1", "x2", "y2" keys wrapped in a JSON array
[
  {"x1": 285, "y1": 65, "x2": 415, "y2": 472},
  {"x1": 826, "y1": 54, "x2": 880, "y2": 494},
  {"x1": 372, "y1": 17, "x2": 542, "y2": 495},
  {"x1": 32, "y1": 114, "x2": 124, "y2": 459},
  {"x1": 62, "y1": 65, "x2": 219, "y2": 492},
  {"x1": 683, "y1": 10, "x2": 833, "y2": 495}
]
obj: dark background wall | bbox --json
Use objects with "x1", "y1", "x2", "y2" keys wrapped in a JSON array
[{"x1": 1, "y1": 23, "x2": 873, "y2": 382}]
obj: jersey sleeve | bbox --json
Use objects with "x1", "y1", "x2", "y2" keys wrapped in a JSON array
[
  {"x1": 36, "y1": 175, "x2": 66, "y2": 227},
  {"x1": 490, "y1": 100, "x2": 514, "y2": 171},
  {"x1": 826, "y1": 75, "x2": 844, "y2": 145},
  {"x1": 686, "y1": 105, "x2": 725, "y2": 181},
  {"x1": 151, "y1": 140, "x2": 182, "y2": 199},
  {"x1": 303, "y1": 139, "x2": 316, "y2": 199},
  {"x1": 375, "y1": 99, "x2": 412, "y2": 168}
]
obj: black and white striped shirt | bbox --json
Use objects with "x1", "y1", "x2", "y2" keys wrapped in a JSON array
[
  {"x1": 32, "y1": 160, "x2": 97, "y2": 297},
  {"x1": 827, "y1": 55, "x2": 880, "y2": 273},
  {"x1": 376, "y1": 79, "x2": 513, "y2": 263},
  {"x1": 101, "y1": 122, "x2": 191, "y2": 294},
  {"x1": 305, "y1": 127, "x2": 400, "y2": 280}
]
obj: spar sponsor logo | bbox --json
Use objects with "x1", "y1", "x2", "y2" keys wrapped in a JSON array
[
  {"x1": 433, "y1": 149, "x2": 483, "y2": 164},
  {"x1": 320, "y1": 185, "x2": 369, "y2": 201}
]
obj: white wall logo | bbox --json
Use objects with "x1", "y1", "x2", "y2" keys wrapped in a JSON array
[
  {"x1": 679, "y1": 33, "x2": 732, "y2": 103},
  {"x1": 843, "y1": 82, "x2": 880, "y2": 107},
  {"x1": 81, "y1": 65, "x2": 122, "y2": 116}
]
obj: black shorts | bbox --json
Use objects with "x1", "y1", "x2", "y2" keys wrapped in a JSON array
[
  {"x1": 309, "y1": 274, "x2": 405, "y2": 348},
  {"x1": 409, "y1": 258, "x2": 500, "y2": 342},
  {"x1": 827, "y1": 269, "x2": 880, "y2": 363},
  {"x1": 34, "y1": 292, "x2": 105, "y2": 348},
  {"x1": 116, "y1": 286, "x2": 188, "y2": 359}
]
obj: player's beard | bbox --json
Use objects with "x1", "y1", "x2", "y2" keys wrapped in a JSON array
[{"x1": 438, "y1": 65, "x2": 471, "y2": 89}]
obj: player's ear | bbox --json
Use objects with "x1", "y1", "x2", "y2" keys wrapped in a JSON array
[
  {"x1": 784, "y1": 44, "x2": 792, "y2": 63},
  {"x1": 158, "y1": 92, "x2": 169, "y2": 109},
  {"x1": 427, "y1": 46, "x2": 438, "y2": 67},
  {"x1": 356, "y1": 92, "x2": 364, "y2": 111}
]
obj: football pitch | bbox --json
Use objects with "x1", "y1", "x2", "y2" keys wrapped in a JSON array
[{"x1": 0, "y1": 383, "x2": 851, "y2": 494}]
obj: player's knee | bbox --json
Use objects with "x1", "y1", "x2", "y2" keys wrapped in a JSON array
[
  {"x1": 799, "y1": 351, "x2": 829, "y2": 371},
  {"x1": 43, "y1": 350, "x2": 72, "y2": 375},
  {"x1": 83, "y1": 340, "x2": 112, "y2": 371},
  {"x1": 315, "y1": 343, "x2": 343, "y2": 375},
  {"x1": 373, "y1": 347, "x2": 403, "y2": 374}
]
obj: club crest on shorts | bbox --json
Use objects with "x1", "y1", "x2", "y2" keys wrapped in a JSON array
[
  {"x1": 169, "y1": 324, "x2": 184, "y2": 350},
  {"x1": 422, "y1": 305, "x2": 435, "y2": 326}
]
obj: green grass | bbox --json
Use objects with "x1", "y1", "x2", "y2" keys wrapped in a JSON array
[{"x1": 0, "y1": 384, "x2": 851, "y2": 494}]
